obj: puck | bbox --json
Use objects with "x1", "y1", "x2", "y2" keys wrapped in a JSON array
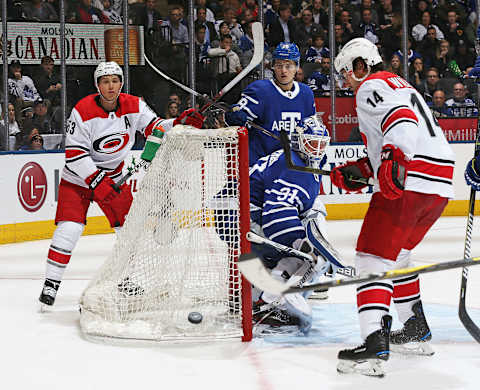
[{"x1": 188, "y1": 312, "x2": 203, "y2": 324}]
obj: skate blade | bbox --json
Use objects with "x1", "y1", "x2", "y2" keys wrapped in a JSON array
[
  {"x1": 337, "y1": 359, "x2": 385, "y2": 377},
  {"x1": 390, "y1": 342, "x2": 434, "y2": 356},
  {"x1": 38, "y1": 302, "x2": 51, "y2": 313},
  {"x1": 253, "y1": 324, "x2": 301, "y2": 337}
]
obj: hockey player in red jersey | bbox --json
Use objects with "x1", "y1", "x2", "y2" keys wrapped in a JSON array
[
  {"x1": 331, "y1": 38, "x2": 455, "y2": 377},
  {"x1": 39, "y1": 61, "x2": 205, "y2": 306}
]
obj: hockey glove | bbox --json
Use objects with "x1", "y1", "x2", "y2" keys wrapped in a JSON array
[
  {"x1": 330, "y1": 157, "x2": 373, "y2": 191},
  {"x1": 292, "y1": 237, "x2": 330, "y2": 276},
  {"x1": 173, "y1": 108, "x2": 205, "y2": 129},
  {"x1": 85, "y1": 170, "x2": 119, "y2": 203},
  {"x1": 464, "y1": 157, "x2": 480, "y2": 191},
  {"x1": 224, "y1": 106, "x2": 248, "y2": 127},
  {"x1": 377, "y1": 144, "x2": 409, "y2": 200},
  {"x1": 141, "y1": 127, "x2": 165, "y2": 162}
]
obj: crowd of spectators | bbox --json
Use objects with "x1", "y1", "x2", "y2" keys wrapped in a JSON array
[{"x1": 1, "y1": 0, "x2": 480, "y2": 151}]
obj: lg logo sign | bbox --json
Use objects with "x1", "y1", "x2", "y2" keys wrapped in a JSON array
[{"x1": 17, "y1": 162, "x2": 47, "y2": 212}]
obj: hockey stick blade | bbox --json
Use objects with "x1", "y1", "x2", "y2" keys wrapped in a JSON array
[{"x1": 238, "y1": 253, "x2": 480, "y2": 296}]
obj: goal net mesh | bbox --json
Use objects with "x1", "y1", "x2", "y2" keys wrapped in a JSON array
[{"x1": 79, "y1": 126, "x2": 250, "y2": 342}]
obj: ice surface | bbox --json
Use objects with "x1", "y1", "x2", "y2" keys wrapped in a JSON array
[{"x1": 1, "y1": 216, "x2": 479, "y2": 390}]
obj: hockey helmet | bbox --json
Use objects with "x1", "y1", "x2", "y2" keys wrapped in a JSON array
[
  {"x1": 334, "y1": 37, "x2": 382, "y2": 75},
  {"x1": 94, "y1": 61, "x2": 124, "y2": 91},
  {"x1": 273, "y1": 42, "x2": 301, "y2": 66},
  {"x1": 291, "y1": 117, "x2": 330, "y2": 168}
]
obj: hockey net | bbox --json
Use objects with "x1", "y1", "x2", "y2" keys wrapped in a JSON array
[{"x1": 79, "y1": 126, "x2": 252, "y2": 342}]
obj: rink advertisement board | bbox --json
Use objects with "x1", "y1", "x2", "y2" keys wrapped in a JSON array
[
  {"x1": 315, "y1": 97, "x2": 478, "y2": 142},
  {"x1": 0, "y1": 143, "x2": 476, "y2": 243},
  {"x1": 0, "y1": 22, "x2": 145, "y2": 65}
]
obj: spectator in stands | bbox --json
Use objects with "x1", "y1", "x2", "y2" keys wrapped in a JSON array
[
  {"x1": 455, "y1": 40, "x2": 476, "y2": 73},
  {"x1": 194, "y1": 0, "x2": 216, "y2": 23},
  {"x1": 304, "y1": 33, "x2": 330, "y2": 63},
  {"x1": 215, "y1": 7, "x2": 243, "y2": 43},
  {"x1": 236, "y1": 0, "x2": 258, "y2": 21},
  {"x1": 136, "y1": 0, "x2": 162, "y2": 34},
  {"x1": 196, "y1": 6, "x2": 218, "y2": 44},
  {"x1": 412, "y1": 11, "x2": 444, "y2": 42},
  {"x1": 195, "y1": 24, "x2": 210, "y2": 61},
  {"x1": 307, "y1": 56, "x2": 336, "y2": 96},
  {"x1": 295, "y1": 66, "x2": 305, "y2": 83},
  {"x1": 212, "y1": 21, "x2": 239, "y2": 49},
  {"x1": 334, "y1": 24, "x2": 348, "y2": 53},
  {"x1": 394, "y1": 36, "x2": 421, "y2": 66},
  {"x1": 100, "y1": 0, "x2": 122, "y2": 24},
  {"x1": 417, "y1": 25, "x2": 440, "y2": 68},
  {"x1": 386, "y1": 54, "x2": 404, "y2": 77},
  {"x1": 353, "y1": 0, "x2": 379, "y2": 25},
  {"x1": 432, "y1": 39, "x2": 454, "y2": 77},
  {"x1": 441, "y1": 10, "x2": 465, "y2": 50},
  {"x1": 8, "y1": 60, "x2": 41, "y2": 128},
  {"x1": 164, "y1": 5, "x2": 189, "y2": 82},
  {"x1": 19, "y1": 130, "x2": 45, "y2": 151},
  {"x1": 165, "y1": 101, "x2": 180, "y2": 119},
  {"x1": 409, "y1": 57, "x2": 426, "y2": 91},
  {"x1": 23, "y1": 0, "x2": 58, "y2": 21},
  {"x1": 428, "y1": 89, "x2": 453, "y2": 118},
  {"x1": 0, "y1": 102, "x2": 21, "y2": 150},
  {"x1": 70, "y1": 0, "x2": 108, "y2": 23},
  {"x1": 354, "y1": 7, "x2": 379, "y2": 44},
  {"x1": 268, "y1": 4, "x2": 296, "y2": 48},
  {"x1": 378, "y1": 11, "x2": 403, "y2": 61},
  {"x1": 338, "y1": 10, "x2": 355, "y2": 42},
  {"x1": 265, "y1": 0, "x2": 281, "y2": 32},
  {"x1": 23, "y1": 100, "x2": 55, "y2": 134},
  {"x1": 378, "y1": 0, "x2": 397, "y2": 30},
  {"x1": 18, "y1": 127, "x2": 41, "y2": 150},
  {"x1": 239, "y1": 21, "x2": 268, "y2": 69},
  {"x1": 446, "y1": 82, "x2": 478, "y2": 117},
  {"x1": 295, "y1": 8, "x2": 323, "y2": 55},
  {"x1": 418, "y1": 67, "x2": 441, "y2": 103},
  {"x1": 408, "y1": 0, "x2": 431, "y2": 26},
  {"x1": 436, "y1": 0, "x2": 467, "y2": 26},
  {"x1": 165, "y1": 5, "x2": 189, "y2": 45},
  {"x1": 33, "y1": 56, "x2": 62, "y2": 108}
]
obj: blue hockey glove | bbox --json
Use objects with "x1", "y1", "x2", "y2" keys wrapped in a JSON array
[
  {"x1": 468, "y1": 56, "x2": 480, "y2": 80},
  {"x1": 224, "y1": 106, "x2": 248, "y2": 126},
  {"x1": 465, "y1": 157, "x2": 480, "y2": 191}
]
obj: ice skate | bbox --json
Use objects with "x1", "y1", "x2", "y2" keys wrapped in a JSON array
[
  {"x1": 337, "y1": 315, "x2": 392, "y2": 378},
  {"x1": 253, "y1": 299, "x2": 300, "y2": 329},
  {"x1": 390, "y1": 301, "x2": 434, "y2": 356},
  {"x1": 39, "y1": 279, "x2": 60, "y2": 307}
]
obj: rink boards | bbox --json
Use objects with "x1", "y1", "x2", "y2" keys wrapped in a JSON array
[{"x1": 0, "y1": 142, "x2": 477, "y2": 244}]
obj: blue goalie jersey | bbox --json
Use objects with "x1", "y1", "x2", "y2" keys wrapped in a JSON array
[
  {"x1": 235, "y1": 79, "x2": 316, "y2": 164},
  {"x1": 249, "y1": 149, "x2": 320, "y2": 248}
]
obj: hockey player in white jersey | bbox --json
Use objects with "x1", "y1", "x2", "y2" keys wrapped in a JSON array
[
  {"x1": 224, "y1": 42, "x2": 318, "y2": 165},
  {"x1": 331, "y1": 38, "x2": 455, "y2": 376},
  {"x1": 39, "y1": 61, "x2": 205, "y2": 306},
  {"x1": 249, "y1": 120, "x2": 337, "y2": 333}
]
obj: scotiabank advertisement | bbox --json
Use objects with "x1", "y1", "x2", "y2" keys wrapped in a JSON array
[{"x1": 315, "y1": 97, "x2": 478, "y2": 142}]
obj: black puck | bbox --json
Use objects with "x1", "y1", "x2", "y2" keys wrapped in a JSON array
[{"x1": 188, "y1": 312, "x2": 203, "y2": 324}]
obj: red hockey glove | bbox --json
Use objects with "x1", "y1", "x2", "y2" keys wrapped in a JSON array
[
  {"x1": 173, "y1": 108, "x2": 205, "y2": 129},
  {"x1": 98, "y1": 183, "x2": 133, "y2": 227},
  {"x1": 330, "y1": 157, "x2": 373, "y2": 191},
  {"x1": 377, "y1": 144, "x2": 409, "y2": 200},
  {"x1": 85, "y1": 170, "x2": 119, "y2": 203}
]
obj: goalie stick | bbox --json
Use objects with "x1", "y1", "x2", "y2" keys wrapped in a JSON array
[
  {"x1": 238, "y1": 252, "x2": 480, "y2": 296},
  {"x1": 246, "y1": 231, "x2": 356, "y2": 278},
  {"x1": 459, "y1": 19, "x2": 480, "y2": 342}
]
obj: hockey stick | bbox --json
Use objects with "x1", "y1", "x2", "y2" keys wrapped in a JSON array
[
  {"x1": 246, "y1": 231, "x2": 356, "y2": 277},
  {"x1": 238, "y1": 252, "x2": 480, "y2": 296}
]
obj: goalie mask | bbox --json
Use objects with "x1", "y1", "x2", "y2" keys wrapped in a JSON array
[
  {"x1": 334, "y1": 38, "x2": 382, "y2": 83},
  {"x1": 291, "y1": 119, "x2": 330, "y2": 168},
  {"x1": 94, "y1": 61, "x2": 124, "y2": 102}
]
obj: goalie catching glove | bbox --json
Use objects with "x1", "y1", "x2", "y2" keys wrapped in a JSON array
[
  {"x1": 330, "y1": 157, "x2": 373, "y2": 191},
  {"x1": 377, "y1": 144, "x2": 409, "y2": 200},
  {"x1": 85, "y1": 170, "x2": 119, "y2": 203}
]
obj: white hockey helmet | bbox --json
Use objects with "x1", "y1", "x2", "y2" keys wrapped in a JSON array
[
  {"x1": 334, "y1": 38, "x2": 382, "y2": 76},
  {"x1": 94, "y1": 61, "x2": 124, "y2": 91},
  {"x1": 291, "y1": 117, "x2": 330, "y2": 168}
]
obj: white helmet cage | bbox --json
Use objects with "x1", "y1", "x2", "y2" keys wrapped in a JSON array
[
  {"x1": 94, "y1": 61, "x2": 124, "y2": 93},
  {"x1": 334, "y1": 38, "x2": 382, "y2": 80},
  {"x1": 291, "y1": 117, "x2": 330, "y2": 168}
]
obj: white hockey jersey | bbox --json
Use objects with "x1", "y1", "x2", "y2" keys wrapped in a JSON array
[
  {"x1": 62, "y1": 93, "x2": 173, "y2": 188},
  {"x1": 355, "y1": 71, "x2": 455, "y2": 199}
]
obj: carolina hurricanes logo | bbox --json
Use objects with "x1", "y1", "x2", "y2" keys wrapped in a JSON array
[
  {"x1": 92, "y1": 132, "x2": 129, "y2": 154},
  {"x1": 17, "y1": 162, "x2": 48, "y2": 212}
]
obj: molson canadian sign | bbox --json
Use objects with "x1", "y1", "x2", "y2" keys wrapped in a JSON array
[
  {"x1": 0, "y1": 22, "x2": 144, "y2": 65},
  {"x1": 315, "y1": 97, "x2": 477, "y2": 142}
]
